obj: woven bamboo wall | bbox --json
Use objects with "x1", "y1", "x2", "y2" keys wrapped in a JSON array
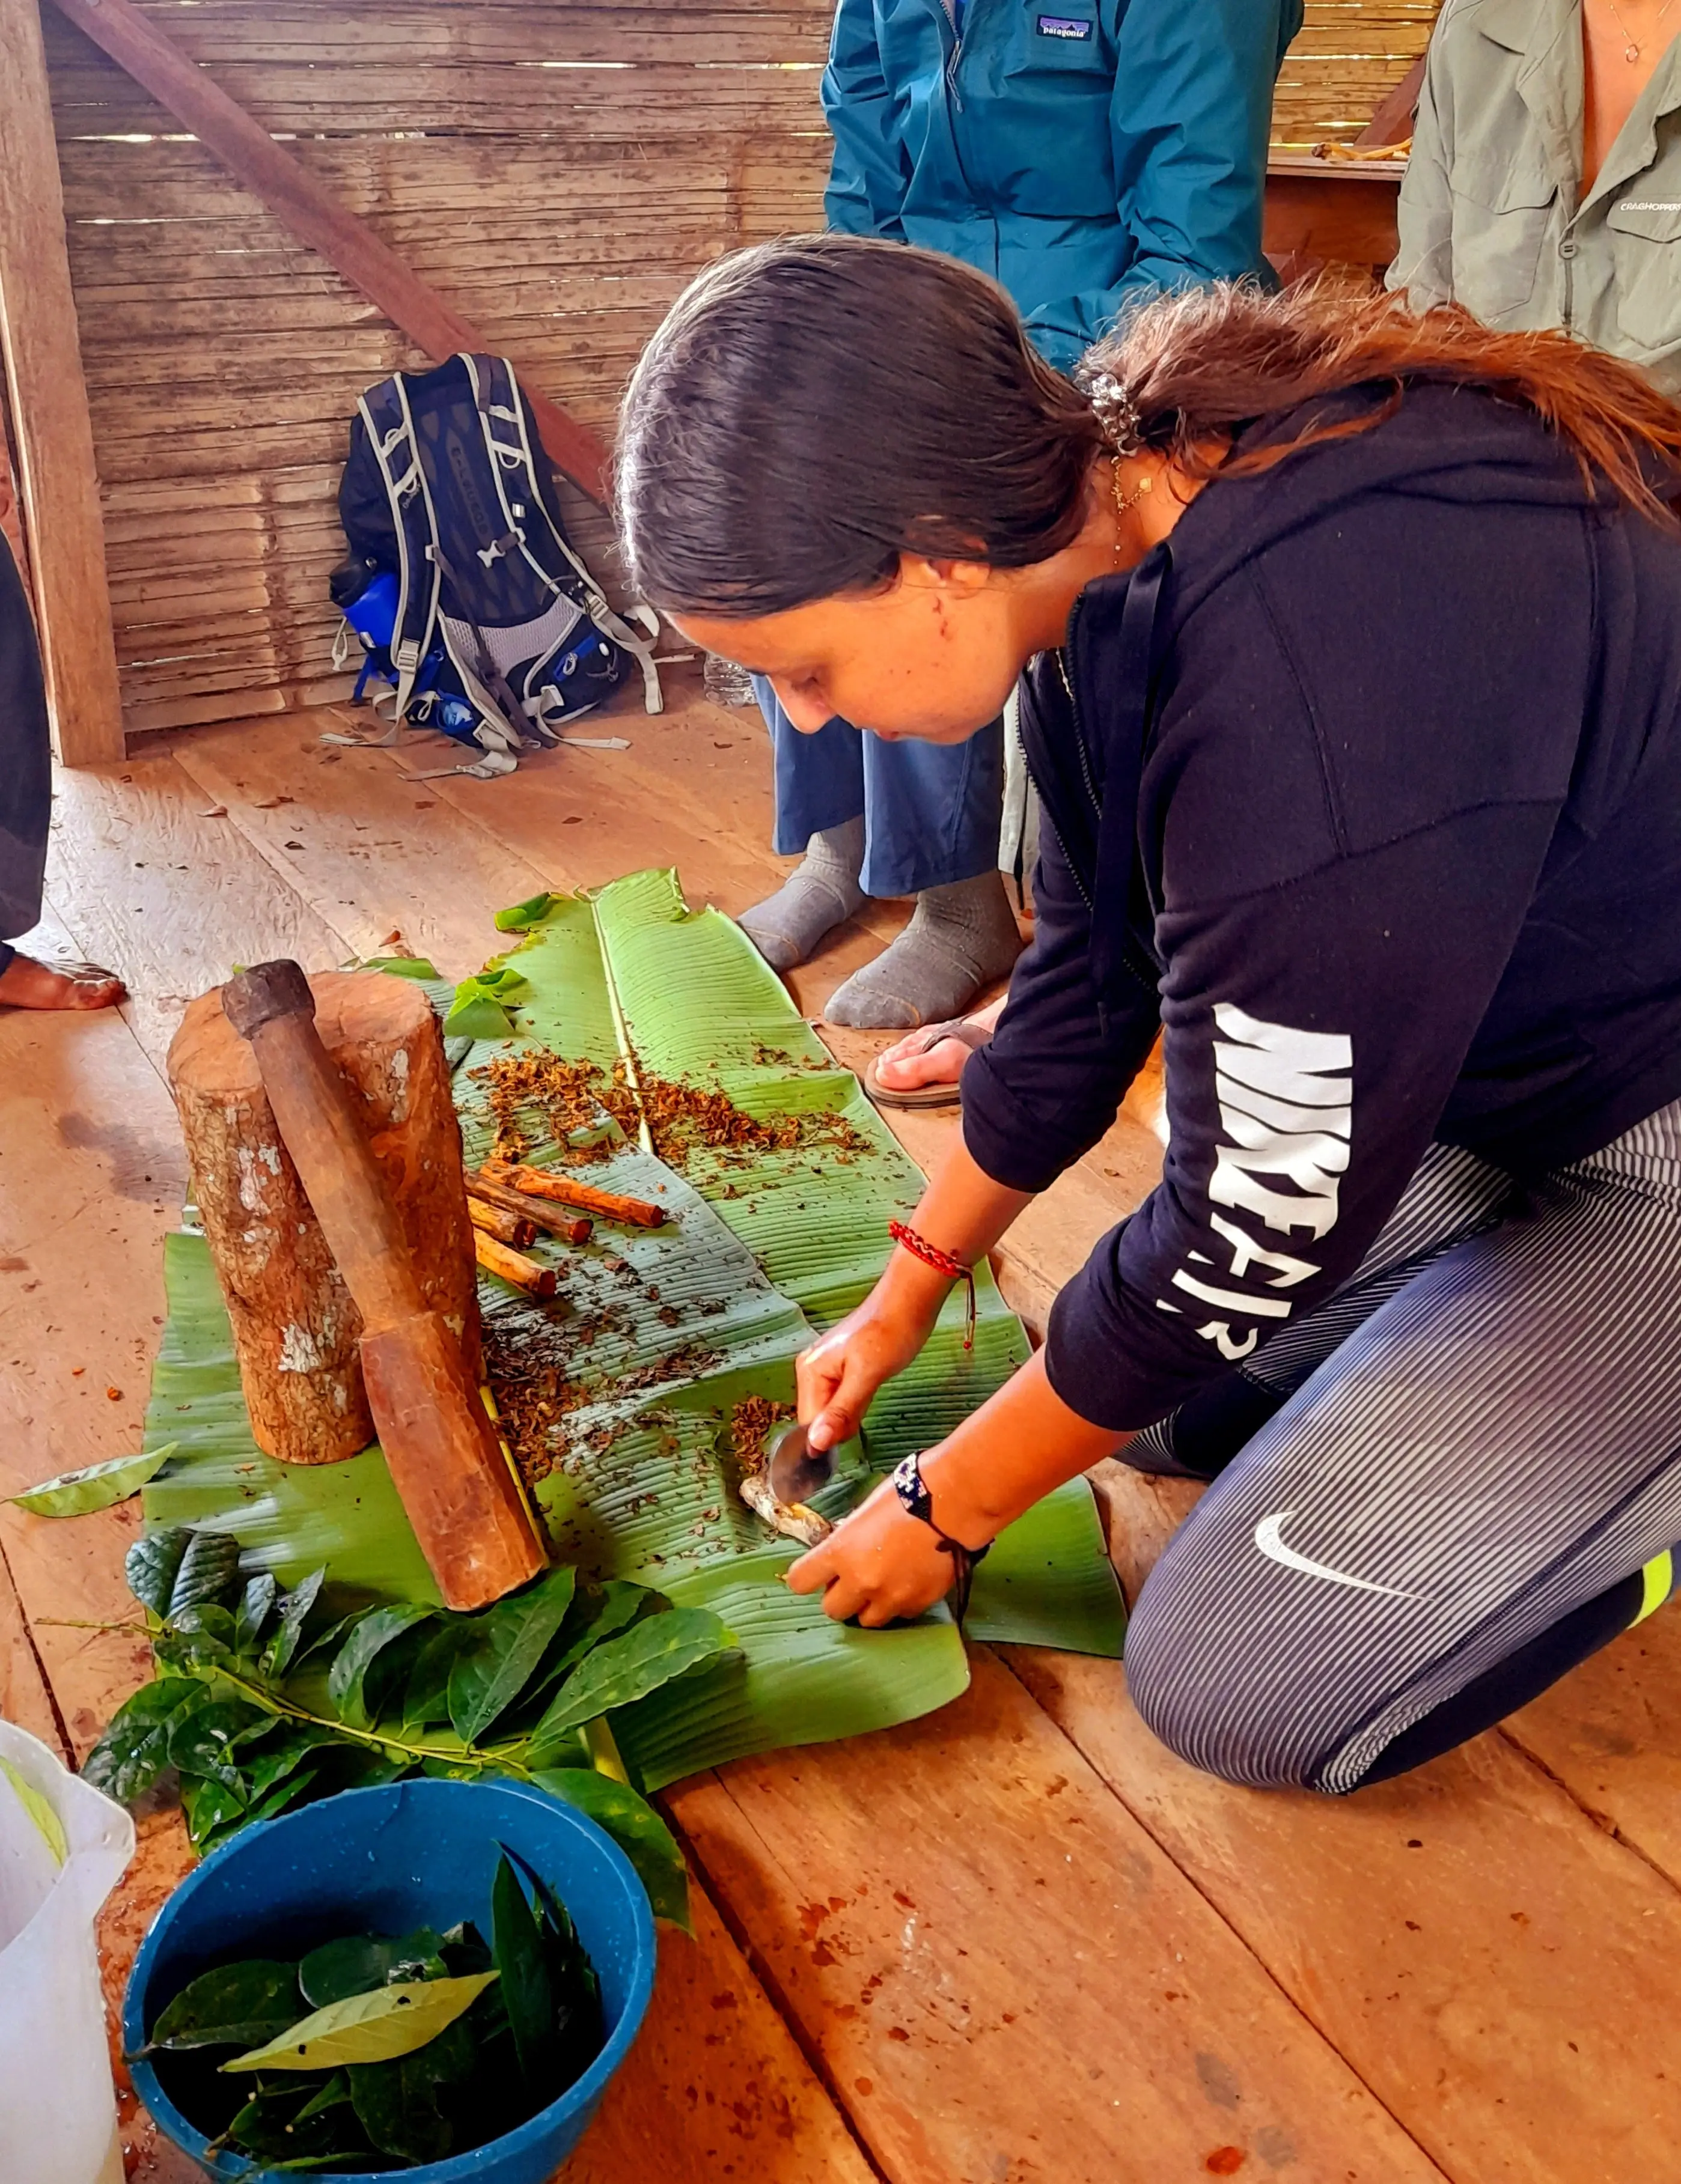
[
  {"x1": 42, "y1": 0, "x2": 1434, "y2": 738},
  {"x1": 1274, "y1": 1, "x2": 1439, "y2": 153}
]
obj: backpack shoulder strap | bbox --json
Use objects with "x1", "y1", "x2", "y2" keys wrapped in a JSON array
[
  {"x1": 357, "y1": 374, "x2": 442, "y2": 723},
  {"x1": 489, "y1": 357, "x2": 665, "y2": 715}
]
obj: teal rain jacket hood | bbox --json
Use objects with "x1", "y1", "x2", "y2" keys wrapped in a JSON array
[{"x1": 823, "y1": 0, "x2": 1302, "y2": 370}]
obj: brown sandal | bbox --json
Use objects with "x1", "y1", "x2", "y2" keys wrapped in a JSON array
[{"x1": 863, "y1": 1017, "x2": 993, "y2": 1111}]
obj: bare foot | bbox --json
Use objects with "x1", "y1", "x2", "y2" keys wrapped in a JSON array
[
  {"x1": 874, "y1": 994, "x2": 1008, "y2": 1092},
  {"x1": 0, "y1": 953, "x2": 126, "y2": 1011}
]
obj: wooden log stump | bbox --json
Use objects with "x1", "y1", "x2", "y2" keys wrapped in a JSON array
[{"x1": 166, "y1": 970, "x2": 481, "y2": 1464}]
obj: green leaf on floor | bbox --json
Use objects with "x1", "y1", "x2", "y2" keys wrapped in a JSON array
[
  {"x1": 493, "y1": 892, "x2": 557, "y2": 932},
  {"x1": 8, "y1": 1444, "x2": 177, "y2": 1517}
]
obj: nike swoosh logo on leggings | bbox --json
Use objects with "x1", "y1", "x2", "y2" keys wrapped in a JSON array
[{"x1": 1254, "y1": 1510, "x2": 1427, "y2": 1601}]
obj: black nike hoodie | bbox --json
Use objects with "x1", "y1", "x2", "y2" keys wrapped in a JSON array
[{"x1": 960, "y1": 380, "x2": 1681, "y2": 1430}]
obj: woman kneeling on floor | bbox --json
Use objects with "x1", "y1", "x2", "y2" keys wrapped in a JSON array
[{"x1": 616, "y1": 237, "x2": 1681, "y2": 1793}]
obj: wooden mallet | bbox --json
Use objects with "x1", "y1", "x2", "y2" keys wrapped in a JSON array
[{"x1": 222, "y1": 960, "x2": 546, "y2": 1610}]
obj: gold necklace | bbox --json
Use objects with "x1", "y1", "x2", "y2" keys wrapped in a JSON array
[
  {"x1": 1604, "y1": 0, "x2": 1673, "y2": 63},
  {"x1": 1111, "y1": 455, "x2": 1153, "y2": 564}
]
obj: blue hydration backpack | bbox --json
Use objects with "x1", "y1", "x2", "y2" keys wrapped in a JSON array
[{"x1": 330, "y1": 354, "x2": 660, "y2": 769}]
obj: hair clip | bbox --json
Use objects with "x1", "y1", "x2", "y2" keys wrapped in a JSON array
[{"x1": 1077, "y1": 366, "x2": 1143, "y2": 457}]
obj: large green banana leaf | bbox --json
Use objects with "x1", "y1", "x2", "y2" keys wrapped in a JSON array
[
  {"x1": 475, "y1": 870, "x2": 1124, "y2": 1655},
  {"x1": 143, "y1": 868, "x2": 1120, "y2": 1793}
]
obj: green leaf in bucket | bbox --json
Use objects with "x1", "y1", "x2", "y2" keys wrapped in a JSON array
[
  {"x1": 8, "y1": 1444, "x2": 176, "y2": 1517},
  {"x1": 293, "y1": 2072, "x2": 354, "y2": 2123},
  {"x1": 221, "y1": 1973, "x2": 498, "y2": 2073},
  {"x1": 491, "y1": 1851, "x2": 556, "y2": 2095},
  {"x1": 349, "y1": 2013, "x2": 479, "y2": 2165},
  {"x1": 528, "y1": 1607, "x2": 733, "y2": 1759},
  {"x1": 0, "y1": 1757, "x2": 66, "y2": 1866},
  {"x1": 222, "y1": 2081, "x2": 373, "y2": 2169},
  {"x1": 447, "y1": 1565, "x2": 576, "y2": 1744},
  {"x1": 531, "y1": 1767, "x2": 690, "y2": 1930},
  {"x1": 299, "y1": 1929, "x2": 448, "y2": 2009},
  {"x1": 142, "y1": 1960, "x2": 304, "y2": 2054},
  {"x1": 501, "y1": 1843, "x2": 602, "y2": 2088}
]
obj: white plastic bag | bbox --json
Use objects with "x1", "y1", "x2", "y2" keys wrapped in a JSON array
[{"x1": 0, "y1": 1721, "x2": 135, "y2": 2184}]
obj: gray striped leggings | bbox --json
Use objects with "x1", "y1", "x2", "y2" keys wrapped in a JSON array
[{"x1": 1123, "y1": 1098, "x2": 1681, "y2": 1792}]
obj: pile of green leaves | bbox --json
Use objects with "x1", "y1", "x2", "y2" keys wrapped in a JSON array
[
  {"x1": 85, "y1": 1526, "x2": 727, "y2": 1926},
  {"x1": 141, "y1": 1847, "x2": 602, "y2": 2171}
]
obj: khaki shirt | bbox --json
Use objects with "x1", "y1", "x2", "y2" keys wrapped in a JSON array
[{"x1": 1390, "y1": 0, "x2": 1681, "y2": 394}]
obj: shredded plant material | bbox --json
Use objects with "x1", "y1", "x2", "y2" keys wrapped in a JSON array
[
  {"x1": 730, "y1": 1394, "x2": 795, "y2": 1474},
  {"x1": 471, "y1": 1050, "x2": 870, "y2": 1173},
  {"x1": 470, "y1": 1053, "x2": 638, "y2": 1165},
  {"x1": 636, "y1": 1068, "x2": 869, "y2": 1171},
  {"x1": 484, "y1": 1315, "x2": 725, "y2": 1491}
]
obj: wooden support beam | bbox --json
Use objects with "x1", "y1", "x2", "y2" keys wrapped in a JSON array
[
  {"x1": 1359, "y1": 52, "x2": 1429, "y2": 148},
  {"x1": 0, "y1": 0, "x2": 124, "y2": 767},
  {"x1": 45, "y1": 0, "x2": 613, "y2": 505}
]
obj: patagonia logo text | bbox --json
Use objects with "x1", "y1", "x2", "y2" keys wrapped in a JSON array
[{"x1": 1036, "y1": 13, "x2": 1093, "y2": 35}]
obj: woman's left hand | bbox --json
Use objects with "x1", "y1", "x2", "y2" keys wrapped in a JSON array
[
  {"x1": 789, "y1": 1346, "x2": 1127, "y2": 1625},
  {"x1": 786, "y1": 1476, "x2": 968, "y2": 1626}
]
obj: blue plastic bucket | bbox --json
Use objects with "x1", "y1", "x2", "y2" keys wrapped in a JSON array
[{"x1": 124, "y1": 1778, "x2": 656, "y2": 2182}]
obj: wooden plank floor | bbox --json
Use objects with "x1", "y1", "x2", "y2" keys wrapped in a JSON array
[{"x1": 6, "y1": 679, "x2": 1680, "y2": 2183}]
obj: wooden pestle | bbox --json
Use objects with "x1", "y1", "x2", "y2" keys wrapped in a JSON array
[{"x1": 222, "y1": 960, "x2": 545, "y2": 1610}]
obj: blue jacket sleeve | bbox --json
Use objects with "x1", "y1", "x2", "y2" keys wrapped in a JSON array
[
  {"x1": 822, "y1": 0, "x2": 911, "y2": 240},
  {"x1": 961, "y1": 801, "x2": 1161, "y2": 1191},
  {"x1": 1022, "y1": 0, "x2": 1303, "y2": 368}
]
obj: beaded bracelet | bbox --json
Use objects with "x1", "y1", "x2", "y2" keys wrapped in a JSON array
[
  {"x1": 888, "y1": 1220, "x2": 977, "y2": 1350},
  {"x1": 889, "y1": 1452, "x2": 990, "y2": 1620}
]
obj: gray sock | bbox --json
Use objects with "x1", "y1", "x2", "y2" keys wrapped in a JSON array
[
  {"x1": 825, "y1": 869, "x2": 1022, "y2": 1030},
  {"x1": 739, "y1": 817, "x2": 866, "y2": 972}
]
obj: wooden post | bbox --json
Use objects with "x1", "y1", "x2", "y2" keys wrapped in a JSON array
[
  {"x1": 46, "y1": 0, "x2": 612, "y2": 505},
  {"x1": 167, "y1": 970, "x2": 484, "y2": 1467},
  {"x1": 0, "y1": 0, "x2": 124, "y2": 767}
]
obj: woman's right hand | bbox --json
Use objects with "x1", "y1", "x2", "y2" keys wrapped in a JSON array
[{"x1": 796, "y1": 1263, "x2": 950, "y2": 1453}]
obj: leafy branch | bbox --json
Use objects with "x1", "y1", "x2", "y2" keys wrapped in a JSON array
[{"x1": 85, "y1": 1527, "x2": 732, "y2": 1928}]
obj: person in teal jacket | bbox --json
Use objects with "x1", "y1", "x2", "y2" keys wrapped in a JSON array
[{"x1": 739, "y1": 0, "x2": 1301, "y2": 1035}]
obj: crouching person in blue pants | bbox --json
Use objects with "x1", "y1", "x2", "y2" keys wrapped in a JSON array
[{"x1": 738, "y1": 0, "x2": 1301, "y2": 1030}]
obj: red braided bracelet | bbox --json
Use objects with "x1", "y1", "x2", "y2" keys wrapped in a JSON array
[{"x1": 888, "y1": 1220, "x2": 977, "y2": 1351}]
